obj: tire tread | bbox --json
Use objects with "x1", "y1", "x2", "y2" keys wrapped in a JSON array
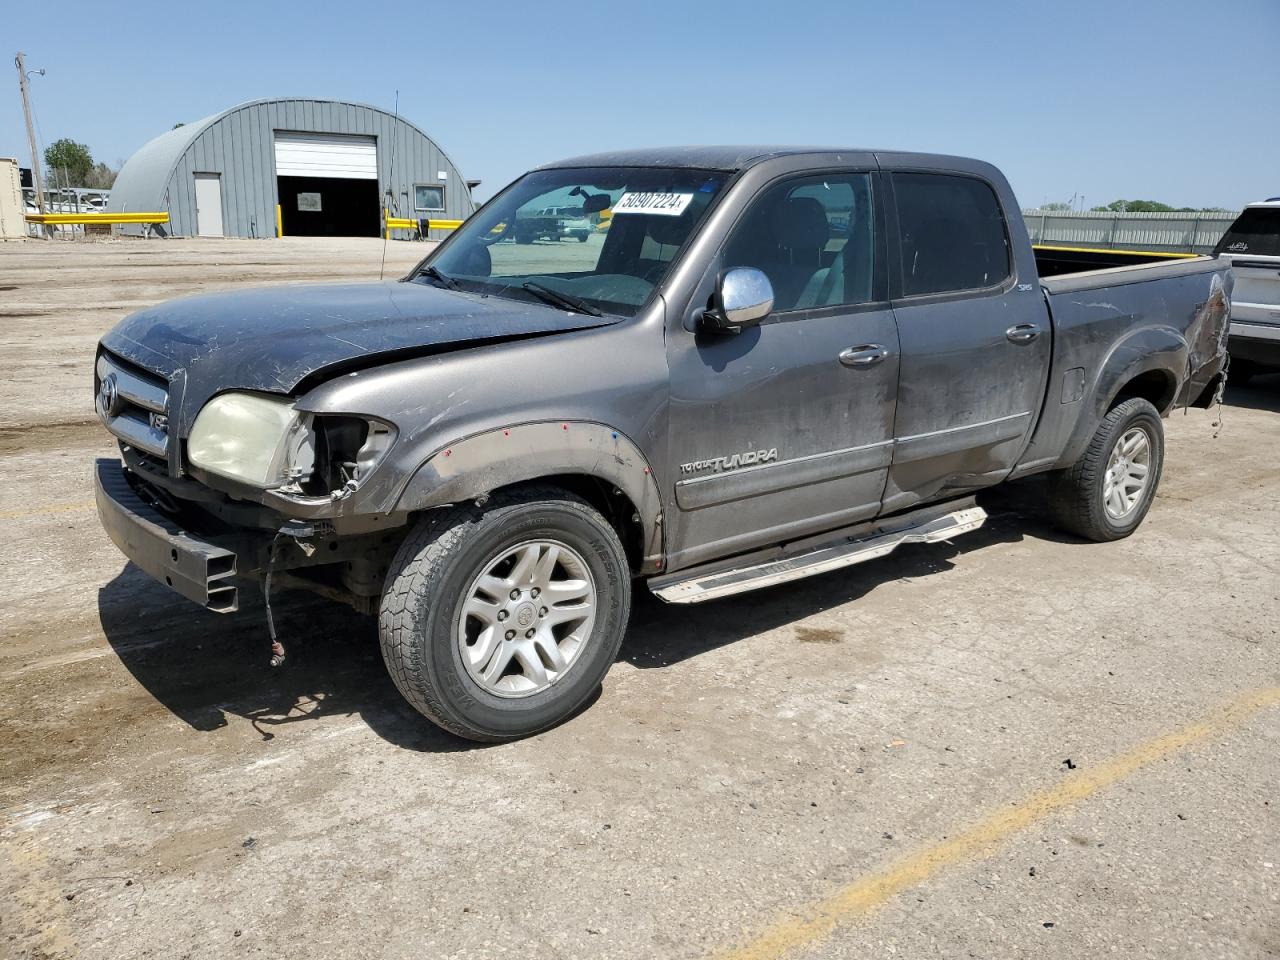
[
  {"x1": 1049, "y1": 397, "x2": 1163, "y2": 542},
  {"x1": 378, "y1": 487, "x2": 626, "y2": 742}
]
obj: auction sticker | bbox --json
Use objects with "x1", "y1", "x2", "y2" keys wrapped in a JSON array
[{"x1": 612, "y1": 192, "x2": 694, "y2": 216}]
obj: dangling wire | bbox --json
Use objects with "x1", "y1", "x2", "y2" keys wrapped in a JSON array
[{"x1": 263, "y1": 533, "x2": 286, "y2": 667}]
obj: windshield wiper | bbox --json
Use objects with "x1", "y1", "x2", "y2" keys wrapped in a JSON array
[
  {"x1": 521, "y1": 281, "x2": 603, "y2": 317},
  {"x1": 419, "y1": 265, "x2": 461, "y2": 290}
]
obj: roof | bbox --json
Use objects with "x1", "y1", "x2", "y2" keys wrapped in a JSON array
[
  {"x1": 108, "y1": 97, "x2": 458, "y2": 216},
  {"x1": 107, "y1": 112, "x2": 221, "y2": 213},
  {"x1": 538, "y1": 145, "x2": 877, "y2": 172}
]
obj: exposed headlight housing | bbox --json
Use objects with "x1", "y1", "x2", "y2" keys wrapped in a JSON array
[{"x1": 187, "y1": 392, "x2": 315, "y2": 489}]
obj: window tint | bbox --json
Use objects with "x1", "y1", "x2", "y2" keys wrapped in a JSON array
[
  {"x1": 892, "y1": 173, "x2": 1010, "y2": 296},
  {"x1": 1214, "y1": 207, "x2": 1280, "y2": 257},
  {"x1": 723, "y1": 173, "x2": 876, "y2": 312}
]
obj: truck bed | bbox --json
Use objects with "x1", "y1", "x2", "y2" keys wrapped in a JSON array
[
  {"x1": 1033, "y1": 244, "x2": 1200, "y2": 278},
  {"x1": 1013, "y1": 253, "x2": 1232, "y2": 476}
]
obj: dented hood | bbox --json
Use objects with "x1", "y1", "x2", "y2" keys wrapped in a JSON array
[{"x1": 99, "y1": 280, "x2": 620, "y2": 433}]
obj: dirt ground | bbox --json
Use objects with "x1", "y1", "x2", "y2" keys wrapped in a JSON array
[{"x1": 1, "y1": 237, "x2": 1277, "y2": 960}]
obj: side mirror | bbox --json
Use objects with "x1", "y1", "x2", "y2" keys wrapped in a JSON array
[{"x1": 702, "y1": 267, "x2": 774, "y2": 334}]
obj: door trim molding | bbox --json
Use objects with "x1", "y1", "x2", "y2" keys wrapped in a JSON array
[
  {"x1": 892, "y1": 411, "x2": 1033, "y2": 464},
  {"x1": 675, "y1": 440, "x2": 893, "y2": 510}
]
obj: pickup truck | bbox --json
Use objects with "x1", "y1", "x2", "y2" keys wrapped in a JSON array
[
  {"x1": 1212, "y1": 199, "x2": 1280, "y2": 381},
  {"x1": 93, "y1": 147, "x2": 1231, "y2": 741}
]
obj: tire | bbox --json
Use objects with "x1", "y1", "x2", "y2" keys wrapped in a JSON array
[
  {"x1": 576, "y1": 233, "x2": 589, "y2": 242},
  {"x1": 1049, "y1": 397, "x2": 1165, "y2": 542},
  {"x1": 379, "y1": 488, "x2": 631, "y2": 742}
]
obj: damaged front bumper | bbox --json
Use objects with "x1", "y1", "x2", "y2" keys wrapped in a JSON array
[{"x1": 94, "y1": 458, "x2": 255, "y2": 613}]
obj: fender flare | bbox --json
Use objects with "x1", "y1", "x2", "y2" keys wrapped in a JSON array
[
  {"x1": 395, "y1": 420, "x2": 664, "y2": 568},
  {"x1": 1056, "y1": 325, "x2": 1186, "y2": 468}
]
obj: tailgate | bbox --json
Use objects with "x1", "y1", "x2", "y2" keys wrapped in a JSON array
[{"x1": 1226, "y1": 257, "x2": 1280, "y2": 327}]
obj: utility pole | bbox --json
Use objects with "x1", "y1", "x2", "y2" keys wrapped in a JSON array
[{"x1": 15, "y1": 51, "x2": 47, "y2": 216}]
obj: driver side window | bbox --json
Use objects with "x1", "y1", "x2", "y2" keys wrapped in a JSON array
[{"x1": 723, "y1": 173, "x2": 876, "y2": 313}]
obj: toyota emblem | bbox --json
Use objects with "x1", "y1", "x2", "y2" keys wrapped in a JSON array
[{"x1": 99, "y1": 373, "x2": 121, "y2": 417}]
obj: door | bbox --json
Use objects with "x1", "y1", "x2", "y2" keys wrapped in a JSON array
[
  {"x1": 273, "y1": 132, "x2": 378, "y2": 179},
  {"x1": 193, "y1": 173, "x2": 223, "y2": 237},
  {"x1": 273, "y1": 132, "x2": 380, "y2": 237},
  {"x1": 664, "y1": 170, "x2": 900, "y2": 569},
  {"x1": 882, "y1": 170, "x2": 1051, "y2": 513}
]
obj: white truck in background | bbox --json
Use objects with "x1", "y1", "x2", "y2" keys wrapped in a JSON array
[{"x1": 1215, "y1": 199, "x2": 1280, "y2": 381}]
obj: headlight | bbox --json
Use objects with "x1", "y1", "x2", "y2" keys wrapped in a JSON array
[{"x1": 187, "y1": 392, "x2": 314, "y2": 488}]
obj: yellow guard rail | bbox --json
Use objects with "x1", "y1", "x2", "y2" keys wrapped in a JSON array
[{"x1": 26, "y1": 211, "x2": 169, "y2": 225}]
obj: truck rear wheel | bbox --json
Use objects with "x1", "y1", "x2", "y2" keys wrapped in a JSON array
[
  {"x1": 1049, "y1": 397, "x2": 1164, "y2": 542},
  {"x1": 378, "y1": 488, "x2": 631, "y2": 742}
]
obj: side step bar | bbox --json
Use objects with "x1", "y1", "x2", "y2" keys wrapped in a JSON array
[{"x1": 649, "y1": 504, "x2": 988, "y2": 604}]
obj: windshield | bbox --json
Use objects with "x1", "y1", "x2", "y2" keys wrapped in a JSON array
[
  {"x1": 414, "y1": 166, "x2": 729, "y2": 316},
  {"x1": 1215, "y1": 207, "x2": 1280, "y2": 258}
]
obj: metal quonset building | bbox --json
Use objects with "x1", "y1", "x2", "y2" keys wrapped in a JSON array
[{"x1": 108, "y1": 97, "x2": 475, "y2": 239}]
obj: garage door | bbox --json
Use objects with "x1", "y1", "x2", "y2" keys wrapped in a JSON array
[{"x1": 273, "y1": 132, "x2": 377, "y2": 180}]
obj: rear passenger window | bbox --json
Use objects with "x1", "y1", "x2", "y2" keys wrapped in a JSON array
[
  {"x1": 723, "y1": 173, "x2": 876, "y2": 313},
  {"x1": 1214, "y1": 207, "x2": 1280, "y2": 257},
  {"x1": 892, "y1": 173, "x2": 1011, "y2": 296}
]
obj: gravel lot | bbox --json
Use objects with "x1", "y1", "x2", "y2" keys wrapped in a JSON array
[{"x1": 1, "y1": 237, "x2": 1277, "y2": 960}]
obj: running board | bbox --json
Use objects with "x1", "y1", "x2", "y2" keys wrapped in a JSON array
[{"x1": 649, "y1": 505, "x2": 988, "y2": 604}]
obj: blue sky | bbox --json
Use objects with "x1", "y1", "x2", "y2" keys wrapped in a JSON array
[{"x1": 5, "y1": 0, "x2": 1277, "y2": 209}]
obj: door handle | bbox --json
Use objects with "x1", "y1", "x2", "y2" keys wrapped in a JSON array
[
  {"x1": 839, "y1": 344, "x2": 889, "y2": 367},
  {"x1": 1006, "y1": 323, "x2": 1041, "y2": 344}
]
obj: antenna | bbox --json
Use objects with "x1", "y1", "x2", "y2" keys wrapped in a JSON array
[{"x1": 379, "y1": 89, "x2": 400, "y2": 281}]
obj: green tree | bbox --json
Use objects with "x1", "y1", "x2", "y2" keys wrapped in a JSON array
[
  {"x1": 44, "y1": 138, "x2": 94, "y2": 185},
  {"x1": 1122, "y1": 200, "x2": 1176, "y2": 213},
  {"x1": 1092, "y1": 199, "x2": 1227, "y2": 214}
]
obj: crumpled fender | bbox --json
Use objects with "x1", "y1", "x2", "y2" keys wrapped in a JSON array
[{"x1": 396, "y1": 421, "x2": 664, "y2": 569}]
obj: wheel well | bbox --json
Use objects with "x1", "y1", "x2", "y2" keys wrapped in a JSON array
[
  {"x1": 492, "y1": 474, "x2": 646, "y2": 572},
  {"x1": 1110, "y1": 369, "x2": 1176, "y2": 414}
]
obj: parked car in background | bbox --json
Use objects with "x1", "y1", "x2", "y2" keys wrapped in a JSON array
[
  {"x1": 93, "y1": 147, "x2": 1231, "y2": 742},
  {"x1": 514, "y1": 205, "x2": 593, "y2": 243},
  {"x1": 1215, "y1": 199, "x2": 1280, "y2": 382}
]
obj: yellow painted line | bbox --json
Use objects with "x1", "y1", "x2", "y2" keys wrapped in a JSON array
[
  {"x1": 0, "y1": 501, "x2": 95, "y2": 521},
  {"x1": 1033, "y1": 243, "x2": 1199, "y2": 259},
  {"x1": 711, "y1": 686, "x2": 1280, "y2": 960}
]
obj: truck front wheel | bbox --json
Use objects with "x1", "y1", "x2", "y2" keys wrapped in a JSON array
[
  {"x1": 378, "y1": 489, "x2": 631, "y2": 742},
  {"x1": 1049, "y1": 397, "x2": 1165, "y2": 542}
]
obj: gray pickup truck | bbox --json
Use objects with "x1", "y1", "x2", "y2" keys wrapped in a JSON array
[{"x1": 94, "y1": 147, "x2": 1231, "y2": 741}]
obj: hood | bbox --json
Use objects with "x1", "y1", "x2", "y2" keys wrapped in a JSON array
[{"x1": 100, "y1": 280, "x2": 621, "y2": 434}]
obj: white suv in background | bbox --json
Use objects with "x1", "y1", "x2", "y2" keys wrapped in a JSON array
[{"x1": 1216, "y1": 199, "x2": 1280, "y2": 382}]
